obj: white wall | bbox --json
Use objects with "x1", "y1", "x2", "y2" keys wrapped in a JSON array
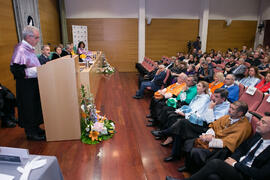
[
  {"x1": 65, "y1": 0, "x2": 263, "y2": 20},
  {"x1": 209, "y1": 0, "x2": 259, "y2": 20},
  {"x1": 261, "y1": 0, "x2": 270, "y2": 20},
  {"x1": 146, "y1": 0, "x2": 201, "y2": 19},
  {"x1": 65, "y1": 0, "x2": 138, "y2": 18}
]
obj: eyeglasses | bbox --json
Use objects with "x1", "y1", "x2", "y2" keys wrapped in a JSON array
[{"x1": 30, "y1": 35, "x2": 40, "y2": 39}]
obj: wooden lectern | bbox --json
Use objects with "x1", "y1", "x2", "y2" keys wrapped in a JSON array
[{"x1": 37, "y1": 55, "x2": 81, "y2": 141}]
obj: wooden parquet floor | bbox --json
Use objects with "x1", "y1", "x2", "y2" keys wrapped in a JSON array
[{"x1": 0, "y1": 72, "x2": 185, "y2": 180}]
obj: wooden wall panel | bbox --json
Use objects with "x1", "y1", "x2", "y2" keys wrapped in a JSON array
[
  {"x1": 146, "y1": 19, "x2": 199, "y2": 60},
  {"x1": 39, "y1": 0, "x2": 61, "y2": 47},
  {"x1": 207, "y1": 20, "x2": 257, "y2": 52},
  {"x1": 67, "y1": 18, "x2": 138, "y2": 72},
  {"x1": 0, "y1": 1, "x2": 18, "y2": 93}
]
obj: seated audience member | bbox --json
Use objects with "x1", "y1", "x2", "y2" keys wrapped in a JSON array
[
  {"x1": 166, "y1": 75, "x2": 197, "y2": 109},
  {"x1": 213, "y1": 54, "x2": 222, "y2": 64},
  {"x1": 0, "y1": 84, "x2": 16, "y2": 128},
  {"x1": 186, "y1": 64, "x2": 196, "y2": 76},
  {"x1": 224, "y1": 56, "x2": 236, "y2": 74},
  {"x1": 170, "y1": 61, "x2": 187, "y2": 83},
  {"x1": 234, "y1": 51, "x2": 240, "y2": 61},
  {"x1": 197, "y1": 61, "x2": 214, "y2": 83},
  {"x1": 205, "y1": 57, "x2": 213, "y2": 68},
  {"x1": 209, "y1": 72, "x2": 224, "y2": 94},
  {"x1": 77, "y1": 41, "x2": 87, "y2": 55},
  {"x1": 195, "y1": 57, "x2": 205, "y2": 72},
  {"x1": 148, "y1": 75, "x2": 197, "y2": 127},
  {"x1": 51, "y1": 46, "x2": 62, "y2": 60},
  {"x1": 177, "y1": 52, "x2": 185, "y2": 61},
  {"x1": 152, "y1": 81, "x2": 210, "y2": 146},
  {"x1": 191, "y1": 48, "x2": 197, "y2": 58},
  {"x1": 70, "y1": 43, "x2": 76, "y2": 55},
  {"x1": 133, "y1": 65, "x2": 166, "y2": 99},
  {"x1": 231, "y1": 58, "x2": 247, "y2": 80},
  {"x1": 166, "y1": 112, "x2": 270, "y2": 180},
  {"x1": 58, "y1": 43, "x2": 64, "y2": 49},
  {"x1": 153, "y1": 73, "x2": 187, "y2": 101},
  {"x1": 178, "y1": 101, "x2": 252, "y2": 174},
  {"x1": 167, "y1": 57, "x2": 177, "y2": 69},
  {"x1": 246, "y1": 51, "x2": 262, "y2": 67},
  {"x1": 171, "y1": 61, "x2": 187, "y2": 75},
  {"x1": 38, "y1": 45, "x2": 50, "y2": 65},
  {"x1": 239, "y1": 67, "x2": 261, "y2": 87},
  {"x1": 187, "y1": 55, "x2": 196, "y2": 65},
  {"x1": 158, "y1": 88, "x2": 230, "y2": 162},
  {"x1": 240, "y1": 45, "x2": 247, "y2": 53},
  {"x1": 147, "y1": 73, "x2": 188, "y2": 120},
  {"x1": 258, "y1": 56, "x2": 270, "y2": 76},
  {"x1": 183, "y1": 54, "x2": 190, "y2": 63},
  {"x1": 61, "y1": 44, "x2": 73, "y2": 56},
  {"x1": 222, "y1": 74, "x2": 239, "y2": 103},
  {"x1": 255, "y1": 71, "x2": 270, "y2": 93},
  {"x1": 138, "y1": 62, "x2": 159, "y2": 88},
  {"x1": 196, "y1": 50, "x2": 203, "y2": 59}
]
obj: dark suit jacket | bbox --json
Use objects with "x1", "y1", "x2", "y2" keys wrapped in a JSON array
[
  {"x1": 197, "y1": 66, "x2": 214, "y2": 83},
  {"x1": 61, "y1": 50, "x2": 71, "y2": 57},
  {"x1": 38, "y1": 54, "x2": 50, "y2": 65},
  {"x1": 231, "y1": 133, "x2": 270, "y2": 180},
  {"x1": 152, "y1": 70, "x2": 166, "y2": 87},
  {"x1": 51, "y1": 53, "x2": 61, "y2": 60},
  {"x1": 246, "y1": 58, "x2": 261, "y2": 67}
]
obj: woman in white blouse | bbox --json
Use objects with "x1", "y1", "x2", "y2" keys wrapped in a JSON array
[
  {"x1": 159, "y1": 81, "x2": 210, "y2": 146},
  {"x1": 239, "y1": 66, "x2": 261, "y2": 87}
]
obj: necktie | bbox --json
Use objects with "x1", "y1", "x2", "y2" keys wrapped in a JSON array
[{"x1": 241, "y1": 139, "x2": 263, "y2": 165}]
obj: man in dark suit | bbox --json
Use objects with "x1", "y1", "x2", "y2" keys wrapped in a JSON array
[
  {"x1": 166, "y1": 112, "x2": 270, "y2": 180},
  {"x1": 133, "y1": 65, "x2": 167, "y2": 99},
  {"x1": 38, "y1": 45, "x2": 50, "y2": 65},
  {"x1": 246, "y1": 51, "x2": 261, "y2": 67},
  {"x1": 61, "y1": 44, "x2": 72, "y2": 56}
]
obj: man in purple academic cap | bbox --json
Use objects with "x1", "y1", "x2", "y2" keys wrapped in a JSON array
[{"x1": 10, "y1": 26, "x2": 45, "y2": 141}]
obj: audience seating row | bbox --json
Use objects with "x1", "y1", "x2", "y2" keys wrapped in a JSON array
[
  {"x1": 141, "y1": 57, "x2": 156, "y2": 72},
  {"x1": 238, "y1": 85, "x2": 270, "y2": 133}
]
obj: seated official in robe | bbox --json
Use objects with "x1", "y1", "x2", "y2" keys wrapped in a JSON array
[
  {"x1": 181, "y1": 101, "x2": 252, "y2": 173},
  {"x1": 166, "y1": 112, "x2": 270, "y2": 180}
]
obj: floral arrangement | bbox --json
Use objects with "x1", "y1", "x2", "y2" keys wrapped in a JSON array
[
  {"x1": 80, "y1": 85, "x2": 116, "y2": 144},
  {"x1": 97, "y1": 57, "x2": 115, "y2": 74},
  {"x1": 79, "y1": 51, "x2": 95, "y2": 62},
  {"x1": 79, "y1": 54, "x2": 87, "y2": 60}
]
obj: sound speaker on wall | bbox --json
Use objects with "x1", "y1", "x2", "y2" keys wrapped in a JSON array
[
  {"x1": 225, "y1": 18, "x2": 232, "y2": 26},
  {"x1": 146, "y1": 17, "x2": 152, "y2": 25}
]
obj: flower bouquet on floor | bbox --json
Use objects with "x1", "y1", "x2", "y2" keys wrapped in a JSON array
[{"x1": 80, "y1": 85, "x2": 116, "y2": 144}]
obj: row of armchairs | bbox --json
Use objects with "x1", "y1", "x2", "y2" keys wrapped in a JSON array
[
  {"x1": 238, "y1": 84, "x2": 270, "y2": 133},
  {"x1": 141, "y1": 57, "x2": 156, "y2": 72}
]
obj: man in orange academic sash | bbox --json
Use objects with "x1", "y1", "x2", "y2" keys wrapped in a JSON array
[{"x1": 147, "y1": 73, "x2": 187, "y2": 125}]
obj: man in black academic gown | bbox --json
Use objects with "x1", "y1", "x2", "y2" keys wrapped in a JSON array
[{"x1": 10, "y1": 26, "x2": 45, "y2": 141}]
